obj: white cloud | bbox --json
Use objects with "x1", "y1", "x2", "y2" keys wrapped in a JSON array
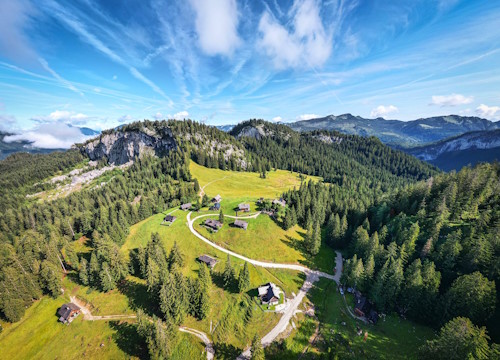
[
  {"x1": 272, "y1": 116, "x2": 282, "y2": 122},
  {"x1": 370, "y1": 105, "x2": 399, "y2": 118},
  {"x1": 117, "y1": 115, "x2": 135, "y2": 123},
  {"x1": 476, "y1": 104, "x2": 500, "y2": 119},
  {"x1": 4, "y1": 123, "x2": 91, "y2": 149},
  {"x1": 153, "y1": 112, "x2": 164, "y2": 120},
  {"x1": 171, "y1": 111, "x2": 189, "y2": 120},
  {"x1": 31, "y1": 110, "x2": 89, "y2": 124},
  {"x1": 431, "y1": 93, "x2": 474, "y2": 106},
  {"x1": 257, "y1": 0, "x2": 332, "y2": 69},
  {"x1": 296, "y1": 114, "x2": 319, "y2": 121},
  {"x1": 189, "y1": 0, "x2": 241, "y2": 56}
]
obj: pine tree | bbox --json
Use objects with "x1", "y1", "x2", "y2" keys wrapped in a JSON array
[
  {"x1": 79, "y1": 257, "x2": 89, "y2": 285},
  {"x1": 283, "y1": 209, "x2": 292, "y2": 230},
  {"x1": 89, "y1": 251, "x2": 99, "y2": 285},
  {"x1": 238, "y1": 262, "x2": 251, "y2": 293},
  {"x1": 222, "y1": 254, "x2": 234, "y2": 288},
  {"x1": 420, "y1": 317, "x2": 494, "y2": 360},
  {"x1": 99, "y1": 262, "x2": 117, "y2": 292},
  {"x1": 310, "y1": 220, "x2": 321, "y2": 255},
  {"x1": 168, "y1": 241, "x2": 184, "y2": 269},
  {"x1": 219, "y1": 209, "x2": 224, "y2": 224},
  {"x1": 40, "y1": 260, "x2": 61, "y2": 298},
  {"x1": 251, "y1": 333, "x2": 265, "y2": 360}
]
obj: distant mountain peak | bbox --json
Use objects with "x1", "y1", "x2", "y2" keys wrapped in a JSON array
[{"x1": 288, "y1": 114, "x2": 499, "y2": 147}]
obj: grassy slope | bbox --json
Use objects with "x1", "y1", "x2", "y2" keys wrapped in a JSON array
[
  {"x1": 0, "y1": 274, "x2": 205, "y2": 360},
  {"x1": 121, "y1": 208, "x2": 304, "y2": 357},
  {"x1": 189, "y1": 160, "x2": 321, "y2": 201},
  {"x1": 195, "y1": 214, "x2": 336, "y2": 273}
]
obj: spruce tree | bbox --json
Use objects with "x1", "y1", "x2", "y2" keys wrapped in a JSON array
[
  {"x1": 251, "y1": 333, "x2": 265, "y2": 360},
  {"x1": 219, "y1": 209, "x2": 224, "y2": 224},
  {"x1": 79, "y1": 257, "x2": 89, "y2": 286},
  {"x1": 222, "y1": 254, "x2": 234, "y2": 288},
  {"x1": 238, "y1": 262, "x2": 251, "y2": 293},
  {"x1": 99, "y1": 262, "x2": 117, "y2": 292},
  {"x1": 168, "y1": 241, "x2": 184, "y2": 269}
]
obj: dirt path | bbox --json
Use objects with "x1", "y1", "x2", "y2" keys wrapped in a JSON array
[
  {"x1": 198, "y1": 176, "x2": 231, "y2": 199},
  {"x1": 300, "y1": 322, "x2": 320, "y2": 357},
  {"x1": 70, "y1": 296, "x2": 136, "y2": 321},
  {"x1": 187, "y1": 212, "x2": 341, "y2": 359},
  {"x1": 71, "y1": 296, "x2": 214, "y2": 360},
  {"x1": 180, "y1": 326, "x2": 215, "y2": 360}
]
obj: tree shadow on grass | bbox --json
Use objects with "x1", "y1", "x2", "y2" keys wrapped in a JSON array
[
  {"x1": 211, "y1": 271, "x2": 239, "y2": 294},
  {"x1": 109, "y1": 320, "x2": 148, "y2": 358},
  {"x1": 118, "y1": 278, "x2": 160, "y2": 317},
  {"x1": 213, "y1": 342, "x2": 241, "y2": 360}
]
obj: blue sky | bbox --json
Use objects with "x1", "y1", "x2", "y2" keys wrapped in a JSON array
[{"x1": 0, "y1": 0, "x2": 499, "y2": 147}]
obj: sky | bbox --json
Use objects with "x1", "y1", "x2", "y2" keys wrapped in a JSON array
[{"x1": 0, "y1": 0, "x2": 499, "y2": 147}]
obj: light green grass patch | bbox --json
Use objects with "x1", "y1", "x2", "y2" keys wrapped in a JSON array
[
  {"x1": 190, "y1": 160, "x2": 321, "y2": 201},
  {"x1": 194, "y1": 214, "x2": 337, "y2": 273}
]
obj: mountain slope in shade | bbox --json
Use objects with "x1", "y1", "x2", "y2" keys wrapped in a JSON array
[
  {"x1": 288, "y1": 114, "x2": 500, "y2": 147},
  {"x1": 402, "y1": 129, "x2": 500, "y2": 171}
]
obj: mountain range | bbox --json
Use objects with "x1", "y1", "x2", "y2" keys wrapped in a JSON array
[{"x1": 287, "y1": 114, "x2": 500, "y2": 147}]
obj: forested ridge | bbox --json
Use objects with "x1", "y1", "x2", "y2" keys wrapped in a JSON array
[
  {"x1": 0, "y1": 148, "x2": 196, "y2": 321},
  {"x1": 279, "y1": 162, "x2": 499, "y2": 355}
]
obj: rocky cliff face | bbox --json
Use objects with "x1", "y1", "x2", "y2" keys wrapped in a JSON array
[{"x1": 81, "y1": 127, "x2": 176, "y2": 165}]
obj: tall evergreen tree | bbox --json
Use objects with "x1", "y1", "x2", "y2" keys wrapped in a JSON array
[
  {"x1": 79, "y1": 257, "x2": 89, "y2": 286},
  {"x1": 222, "y1": 254, "x2": 234, "y2": 288},
  {"x1": 238, "y1": 262, "x2": 251, "y2": 293}
]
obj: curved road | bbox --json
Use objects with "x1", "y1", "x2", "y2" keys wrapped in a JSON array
[{"x1": 187, "y1": 212, "x2": 342, "y2": 359}]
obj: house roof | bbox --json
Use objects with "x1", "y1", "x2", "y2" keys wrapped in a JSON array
[
  {"x1": 354, "y1": 295, "x2": 367, "y2": 313},
  {"x1": 258, "y1": 283, "x2": 280, "y2": 303},
  {"x1": 164, "y1": 215, "x2": 177, "y2": 222},
  {"x1": 238, "y1": 203, "x2": 250, "y2": 211},
  {"x1": 211, "y1": 202, "x2": 221, "y2": 209},
  {"x1": 205, "y1": 219, "x2": 223, "y2": 229},
  {"x1": 198, "y1": 255, "x2": 217, "y2": 267},
  {"x1": 57, "y1": 303, "x2": 80, "y2": 321},
  {"x1": 212, "y1": 194, "x2": 222, "y2": 202},
  {"x1": 272, "y1": 198, "x2": 286, "y2": 206},
  {"x1": 234, "y1": 219, "x2": 248, "y2": 229},
  {"x1": 181, "y1": 203, "x2": 192, "y2": 210}
]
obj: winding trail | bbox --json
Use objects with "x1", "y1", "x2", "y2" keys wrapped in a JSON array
[
  {"x1": 198, "y1": 176, "x2": 231, "y2": 199},
  {"x1": 70, "y1": 296, "x2": 214, "y2": 360},
  {"x1": 179, "y1": 327, "x2": 215, "y2": 360},
  {"x1": 187, "y1": 211, "x2": 342, "y2": 359}
]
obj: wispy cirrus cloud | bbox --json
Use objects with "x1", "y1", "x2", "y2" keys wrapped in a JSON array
[
  {"x1": 41, "y1": 0, "x2": 172, "y2": 104},
  {"x1": 0, "y1": 0, "x2": 37, "y2": 63},
  {"x1": 38, "y1": 57, "x2": 84, "y2": 96},
  {"x1": 431, "y1": 93, "x2": 473, "y2": 106}
]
